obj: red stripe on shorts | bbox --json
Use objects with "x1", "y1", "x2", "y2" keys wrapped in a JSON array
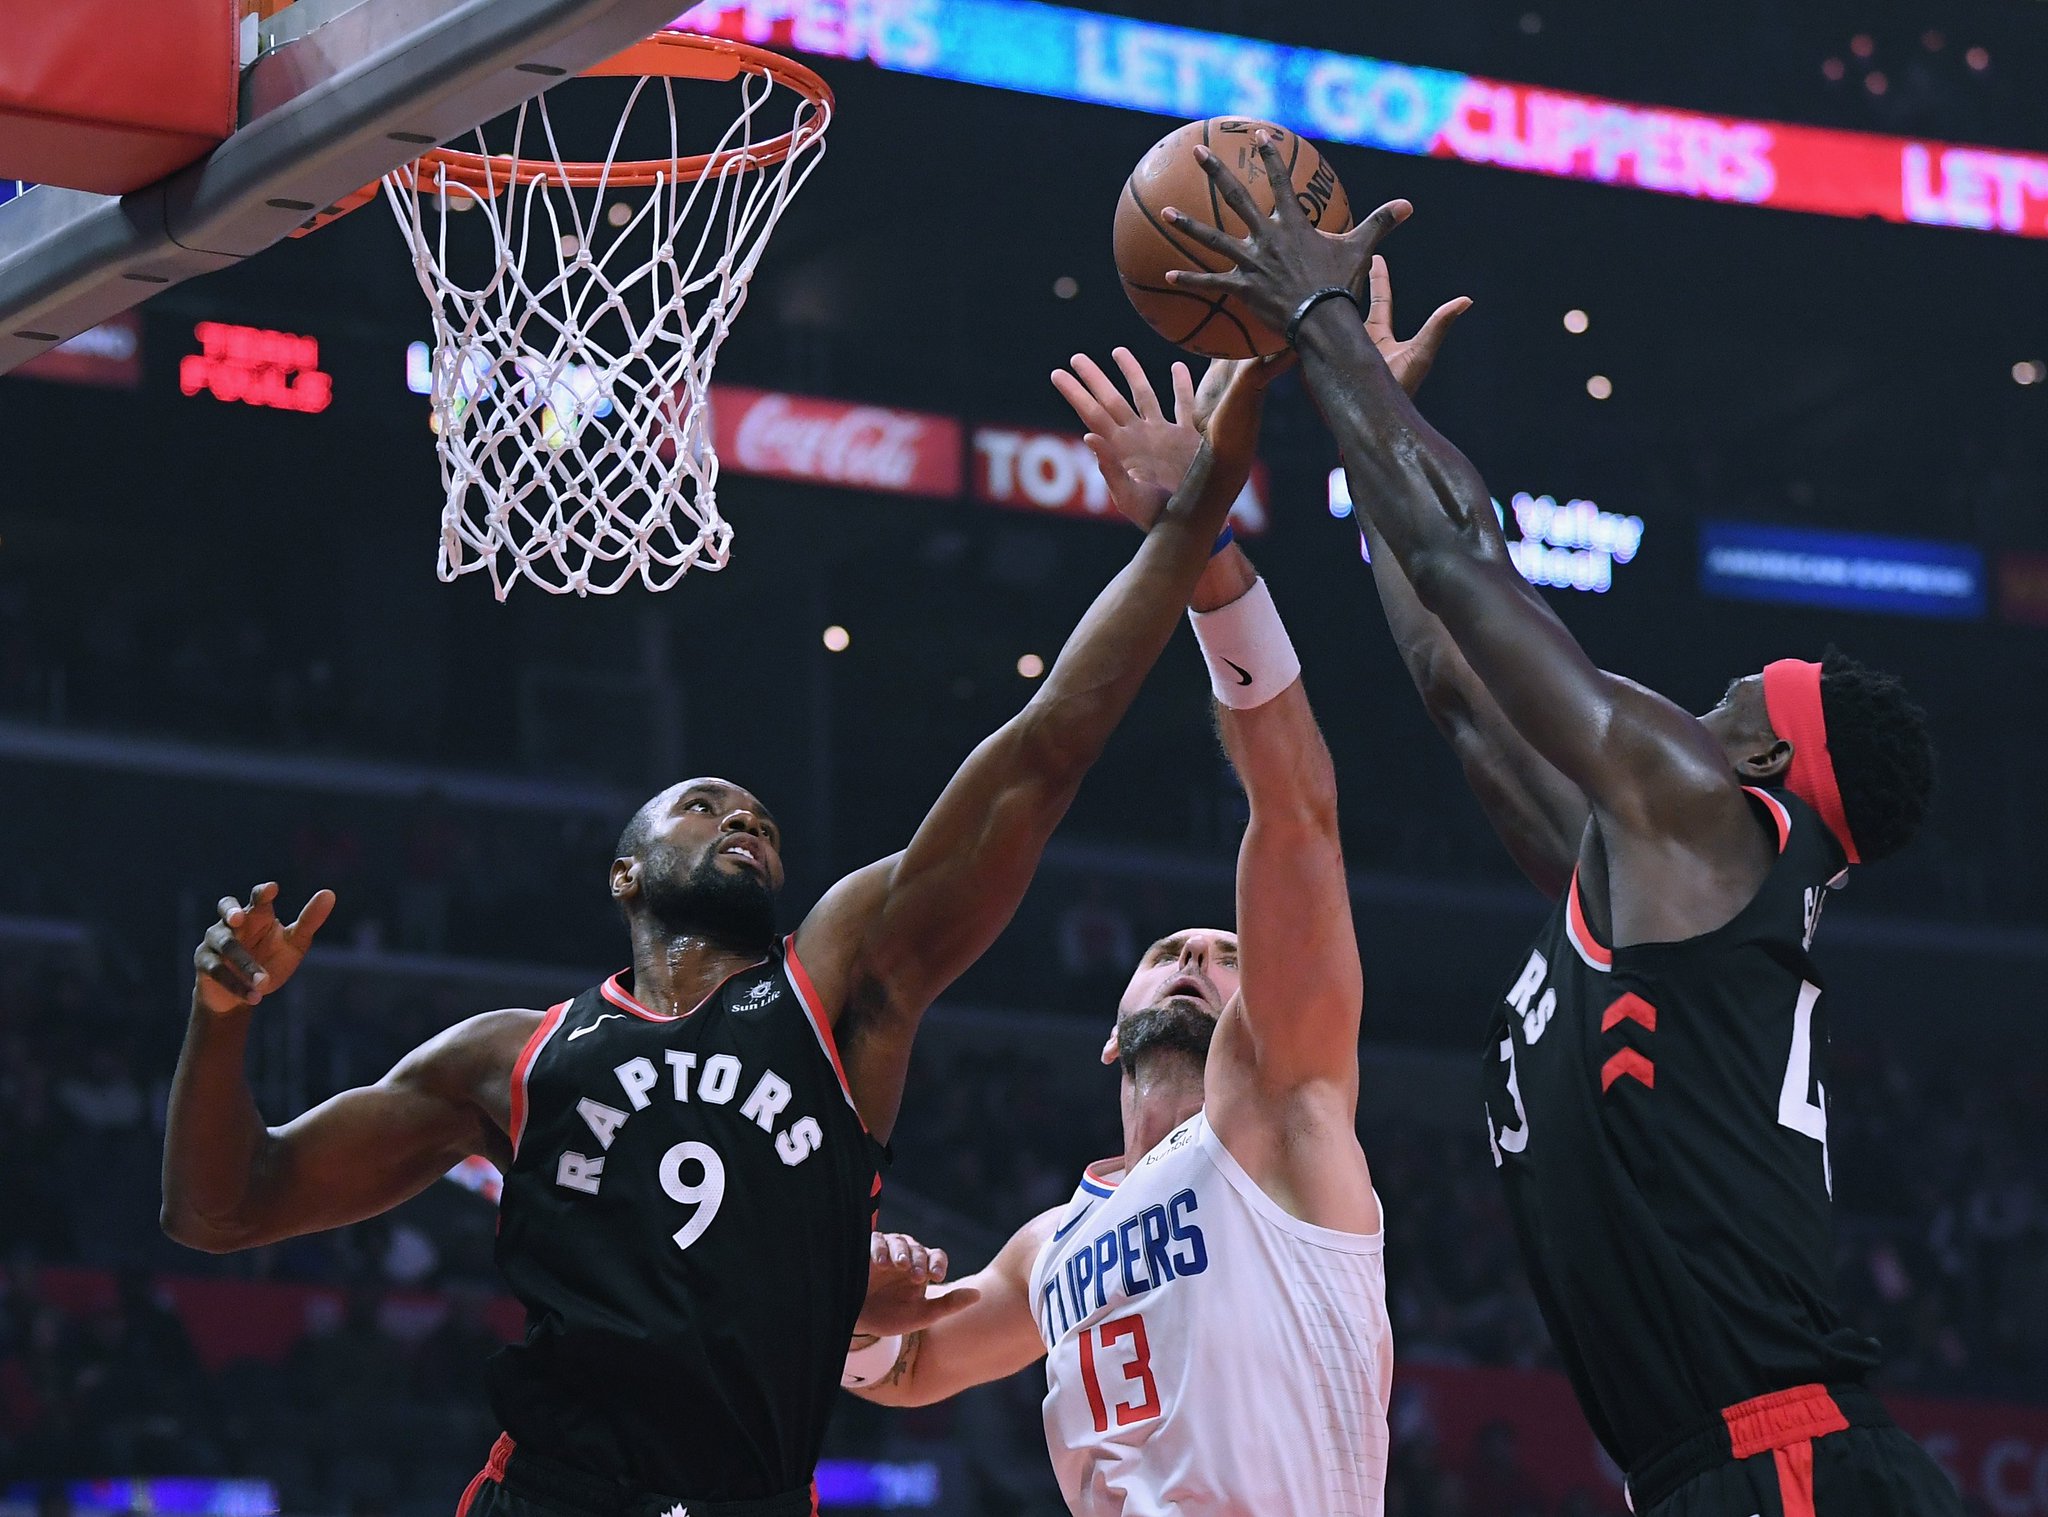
[
  {"x1": 1772, "y1": 1440, "x2": 1819, "y2": 1517},
  {"x1": 455, "y1": 1433, "x2": 515, "y2": 1516},
  {"x1": 1719, "y1": 1384, "x2": 1847, "y2": 1517}
]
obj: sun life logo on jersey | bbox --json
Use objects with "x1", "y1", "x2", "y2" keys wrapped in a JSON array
[{"x1": 735, "y1": 977, "x2": 782, "y2": 1013}]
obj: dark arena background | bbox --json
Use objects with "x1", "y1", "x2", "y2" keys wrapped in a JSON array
[{"x1": 2, "y1": 0, "x2": 2046, "y2": 1513}]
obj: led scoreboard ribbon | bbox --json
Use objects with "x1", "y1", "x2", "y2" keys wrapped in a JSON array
[{"x1": 674, "y1": 0, "x2": 2048, "y2": 239}]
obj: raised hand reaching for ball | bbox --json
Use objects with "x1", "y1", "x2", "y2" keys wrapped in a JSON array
[
  {"x1": 1163, "y1": 129, "x2": 1416, "y2": 350},
  {"x1": 1054, "y1": 255, "x2": 1468, "y2": 531},
  {"x1": 1114, "y1": 117, "x2": 1352, "y2": 357},
  {"x1": 1051, "y1": 348, "x2": 1282, "y2": 529}
]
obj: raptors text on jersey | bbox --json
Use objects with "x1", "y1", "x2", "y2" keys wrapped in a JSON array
[
  {"x1": 488, "y1": 938, "x2": 885, "y2": 1500},
  {"x1": 1481, "y1": 787, "x2": 1879, "y2": 1473}
]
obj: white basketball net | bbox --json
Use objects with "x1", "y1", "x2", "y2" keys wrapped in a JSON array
[{"x1": 384, "y1": 62, "x2": 828, "y2": 597}]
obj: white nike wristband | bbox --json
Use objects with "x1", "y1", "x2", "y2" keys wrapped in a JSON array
[
  {"x1": 842, "y1": 1334, "x2": 905, "y2": 1389},
  {"x1": 1190, "y1": 577, "x2": 1300, "y2": 710}
]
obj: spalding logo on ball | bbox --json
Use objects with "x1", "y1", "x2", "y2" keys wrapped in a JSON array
[{"x1": 1113, "y1": 117, "x2": 1352, "y2": 359}]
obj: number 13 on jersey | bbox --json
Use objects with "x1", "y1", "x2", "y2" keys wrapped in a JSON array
[{"x1": 1077, "y1": 1313, "x2": 1161, "y2": 1432}]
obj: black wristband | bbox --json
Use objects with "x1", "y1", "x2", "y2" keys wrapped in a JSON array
[{"x1": 1284, "y1": 286, "x2": 1360, "y2": 347}]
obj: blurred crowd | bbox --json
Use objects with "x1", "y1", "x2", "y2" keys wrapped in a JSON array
[
  {"x1": 885, "y1": 1038, "x2": 2048, "y2": 1405},
  {"x1": 1, "y1": 422, "x2": 2044, "y2": 942},
  {"x1": 1, "y1": 949, "x2": 2041, "y2": 1515}
]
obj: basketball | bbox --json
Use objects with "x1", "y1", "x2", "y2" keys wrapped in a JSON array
[{"x1": 1113, "y1": 117, "x2": 1353, "y2": 359}]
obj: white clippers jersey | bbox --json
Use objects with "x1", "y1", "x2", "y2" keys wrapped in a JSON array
[{"x1": 1029, "y1": 1111, "x2": 1391, "y2": 1517}]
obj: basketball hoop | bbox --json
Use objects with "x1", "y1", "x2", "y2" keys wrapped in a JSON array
[{"x1": 378, "y1": 33, "x2": 832, "y2": 598}]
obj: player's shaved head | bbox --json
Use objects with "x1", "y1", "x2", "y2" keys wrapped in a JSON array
[
  {"x1": 616, "y1": 778, "x2": 779, "y2": 862},
  {"x1": 613, "y1": 778, "x2": 783, "y2": 952}
]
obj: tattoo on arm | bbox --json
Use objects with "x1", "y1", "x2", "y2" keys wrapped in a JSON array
[{"x1": 879, "y1": 1331, "x2": 924, "y2": 1388}]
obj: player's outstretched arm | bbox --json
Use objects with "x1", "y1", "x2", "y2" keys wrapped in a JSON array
[
  {"x1": 162, "y1": 883, "x2": 531, "y2": 1252},
  {"x1": 794, "y1": 375, "x2": 1263, "y2": 1141},
  {"x1": 1350, "y1": 257, "x2": 1588, "y2": 900},
  {"x1": 1364, "y1": 512, "x2": 1585, "y2": 899},
  {"x1": 1187, "y1": 568, "x2": 1378, "y2": 1232},
  {"x1": 1166, "y1": 137, "x2": 1747, "y2": 853},
  {"x1": 1192, "y1": 566, "x2": 1362, "y2": 1098},
  {"x1": 1058, "y1": 267, "x2": 1581, "y2": 902},
  {"x1": 845, "y1": 1215, "x2": 1055, "y2": 1408}
]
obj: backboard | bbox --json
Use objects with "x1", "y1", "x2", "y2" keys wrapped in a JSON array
[{"x1": 0, "y1": 0, "x2": 696, "y2": 376}]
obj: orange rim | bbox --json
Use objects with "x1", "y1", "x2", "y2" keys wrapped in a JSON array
[{"x1": 400, "y1": 32, "x2": 832, "y2": 194}]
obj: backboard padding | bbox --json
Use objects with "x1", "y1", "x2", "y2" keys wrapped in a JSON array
[{"x1": 0, "y1": 0, "x2": 695, "y2": 375}]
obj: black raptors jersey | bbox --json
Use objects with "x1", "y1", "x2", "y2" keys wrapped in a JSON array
[
  {"x1": 488, "y1": 937, "x2": 884, "y2": 1499},
  {"x1": 1480, "y1": 787, "x2": 1880, "y2": 1472}
]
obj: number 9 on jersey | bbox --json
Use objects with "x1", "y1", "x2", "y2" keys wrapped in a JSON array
[{"x1": 659, "y1": 1140, "x2": 728, "y2": 1251}]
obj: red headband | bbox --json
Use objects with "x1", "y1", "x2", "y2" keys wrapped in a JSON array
[{"x1": 1761, "y1": 659, "x2": 1860, "y2": 866}]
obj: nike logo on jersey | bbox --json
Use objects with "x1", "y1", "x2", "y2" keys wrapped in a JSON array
[
  {"x1": 1222, "y1": 657, "x2": 1253, "y2": 686},
  {"x1": 566, "y1": 1013, "x2": 626, "y2": 1042}
]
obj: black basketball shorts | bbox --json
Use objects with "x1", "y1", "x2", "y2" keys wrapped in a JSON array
[
  {"x1": 456, "y1": 1434, "x2": 818, "y2": 1517},
  {"x1": 1629, "y1": 1385, "x2": 1964, "y2": 1517}
]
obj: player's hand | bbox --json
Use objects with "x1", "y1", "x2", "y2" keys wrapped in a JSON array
[
  {"x1": 1197, "y1": 351, "x2": 1285, "y2": 477},
  {"x1": 1364, "y1": 255, "x2": 1470, "y2": 397},
  {"x1": 192, "y1": 882, "x2": 336, "y2": 1014},
  {"x1": 856, "y1": 1231, "x2": 982, "y2": 1337},
  {"x1": 1162, "y1": 130, "x2": 1411, "y2": 343},
  {"x1": 1051, "y1": 349, "x2": 1201, "y2": 530}
]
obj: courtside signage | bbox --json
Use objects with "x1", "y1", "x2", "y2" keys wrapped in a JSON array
[
  {"x1": 181, "y1": 322, "x2": 332, "y2": 414},
  {"x1": 1, "y1": 1478, "x2": 278, "y2": 1515},
  {"x1": 675, "y1": 1, "x2": 2048, "y2": 239},
  {"x1": 401, "y1": 357, "x2": 959, "y2": 489},
  {"x1": 813, "y1": 1460, "x2": 941, "y2": 1509},
  {"x1": 403, "y1": 357, "x2": 1275, "y2": 524},
  {"x1": 1333, "y1": 470, "x2": 1640, "y2": 594},
  {"x1": 975, "y1": 422, "x2": 1268, "y2": 534},
  {"x1": 15, "y1": 313, "x2": 141, "y2": 389},
  {"x1": 1699, "y1": 520, "x2": 1985, "y2": 620},
  {"x1": 710, "y1": 385, "x2": 964, "y2": 497}
]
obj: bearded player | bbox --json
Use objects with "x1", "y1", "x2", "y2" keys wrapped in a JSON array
[
  {"x1": 839, "y1": 293, "x2": 1456, "y2": 1517},
  {"x1": 1165, "y1": 135, "x2": 1953, "y2": 1517},
  {"x1": 159, "y1": 363, "x2": 1266, "y2": 1517}
]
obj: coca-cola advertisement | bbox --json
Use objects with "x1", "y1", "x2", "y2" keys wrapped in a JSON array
[
  {"x1": 709, "y1": 384, "x2": 963, "y2": 498},
  {"x1": 972, "y1": 422, "x2": 1269, "y2": 535}
]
